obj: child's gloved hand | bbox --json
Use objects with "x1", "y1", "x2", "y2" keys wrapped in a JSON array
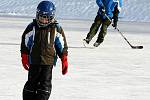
[
  {"x1": 21, "y1": 53, "x2": 30, "y2": 70},
  {"x1": 61, "y1": 54, "x2": 68, "y2": 75},
  {"x1": 112, "y1": 16, "x2": 118, "y2": 29}
]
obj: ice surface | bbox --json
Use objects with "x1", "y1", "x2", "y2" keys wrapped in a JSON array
[{"x1": 0, "y1": 16, "x2": 150, "y2": 100}]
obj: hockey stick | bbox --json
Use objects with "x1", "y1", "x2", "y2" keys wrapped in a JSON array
[
  {"x1": 115, "y1": 28, "x2": 143, "y2": 49},
  {"x1": 105, "y1": 14, "x2": 143, "y2": 49}
]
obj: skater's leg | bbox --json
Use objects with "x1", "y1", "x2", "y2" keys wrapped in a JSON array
[
  {"x1": 23, "y1": 65, "x2": 41, "y2": 100},
  {"x1": 36, "y1": 65, "x2": 53, "y2": 100},
  {"x1": 23, "y1": 88, "x2": 36, "y2": 100},
  {"x1": 94, "y1": 19, "x2": 111, "y2": 47},
  {"x1": 85, "y1": 15, "x2": 102, "y2": 43}
]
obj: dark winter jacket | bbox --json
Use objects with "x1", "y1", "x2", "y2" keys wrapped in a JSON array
[{"x1": 20, "y1": 19, "x2": 68, "y2": 65}]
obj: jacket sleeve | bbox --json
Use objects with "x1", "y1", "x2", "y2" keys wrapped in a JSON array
[
  {"x1": 118, "y1": 0, "x2": 123, "y2": 12},
  {"x1": 20, "y1": 22, "x2": 34, "y2": 54},
  {"x1": 113, "y1": 0, "x2": 122, "y2": 12},
  {"x1": 119, "y1": 0, "x2": 123, "y2": 7},
  {"x1": 96, "y1": 0, "x2": 103, "y2": 7},
  {"x1": 54, "y1": 23, "x2": 68, "y2": 58}
]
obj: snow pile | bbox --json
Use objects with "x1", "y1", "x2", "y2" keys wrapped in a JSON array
[{"x1": 0, "y1": 0, "x2": 150, "y2": 22}]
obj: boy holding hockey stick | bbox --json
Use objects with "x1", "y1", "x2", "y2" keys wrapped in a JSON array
[{"x1": 84, "y1": 0, "x2": 122, "y2": 47}]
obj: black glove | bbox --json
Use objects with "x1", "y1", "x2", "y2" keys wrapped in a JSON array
[
  {"x1": 112, "y1": 16, "x2": 118, "y2": 29},
  {"x1": 112, "y1": 5, "x2": 119, "y2": 29},
  {"x1": 101, "y1": 7, "x2": 105, "y2": 16}
]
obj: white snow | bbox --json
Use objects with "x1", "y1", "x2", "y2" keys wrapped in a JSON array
[
  {"x1": 0, "y1": 16, "x2": 150, "y2": 100},
  {"x1": 0, "y1": 0, "x2": 150, "y2": 22}
]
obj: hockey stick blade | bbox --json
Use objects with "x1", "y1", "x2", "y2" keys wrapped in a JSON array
[
  {"x1": 131, "y1": 46, "x2": 143, "y2": 49},
  {"x1": 104, "y1": 14, "x2": 144, "y2": 50}
]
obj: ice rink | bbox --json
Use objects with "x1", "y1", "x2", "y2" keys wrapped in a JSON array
[{"x1": 0, "y1": 16, "x2": 150, "y2": 100}]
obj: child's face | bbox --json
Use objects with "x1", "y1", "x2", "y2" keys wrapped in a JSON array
[{"x1": 39, "y1": 15, "x2": 49, "y2": 24}]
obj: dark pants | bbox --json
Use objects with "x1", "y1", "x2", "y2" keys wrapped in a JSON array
[
  {"x1": 86, "y1": 15, "x2": 111, "y2": 43},
  {"x1": 23, "y1": 64, "x2": 53, "y2": 100}
]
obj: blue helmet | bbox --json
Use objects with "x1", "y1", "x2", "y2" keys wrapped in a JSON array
[{"x1": 36, "y1": 1, "x2": 56, "y2": 27}]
